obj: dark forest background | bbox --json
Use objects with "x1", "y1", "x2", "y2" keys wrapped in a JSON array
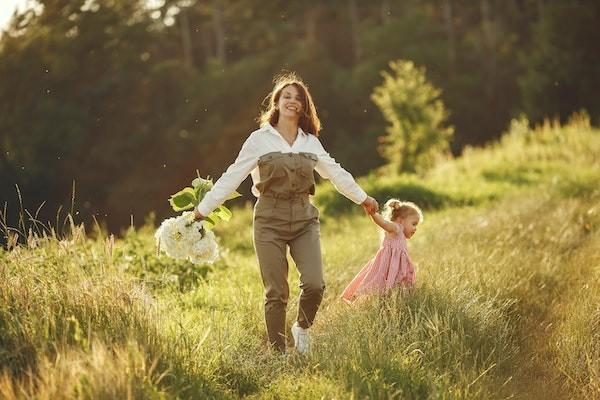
[{"x1": 1, "y1": 0, "x2": 598, "y2": 231}]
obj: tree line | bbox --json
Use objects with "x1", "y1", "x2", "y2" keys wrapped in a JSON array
[{"x1": 1, "y1": 0, "x2": 598, "y2": 231}]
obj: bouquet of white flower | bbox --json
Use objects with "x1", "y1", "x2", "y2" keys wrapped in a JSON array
[{"x1": 155, "y1": 176, "x2": 240, "y2": 265}]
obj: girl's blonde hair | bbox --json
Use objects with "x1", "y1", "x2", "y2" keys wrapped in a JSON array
[
  {"x1": 258, "y1": 72, "x2": 321, "y2": 136},
  {"x1": 382, "y1": 199, "x2": 423, "y2": 223}
]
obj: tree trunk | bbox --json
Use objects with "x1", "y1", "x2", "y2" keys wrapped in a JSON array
[
  {"x1": 212, "y1": 0, "x2": 225, "y2": 64},
  {"x1": 305, "y1": 5, "x2": 321, "y2": 45},
  {"x1": 537, "y1": 0, "x2": 545, "y2": 18},
  {"x1": 200, "y1": 23, "x2": 214, "y2": 62},
  {"x1": 381, "y1": 0, "x2": 391, "y2": 25},
  {"x1": 179, "y1": 7, "x2": 193, "y2": 67},
  {"x1": 480, "y1": 0, "x2": 496, "y2": 104},
  {"x1": 442, "y1": 0, "x2": 456, "y2": 78},
  {"x1": 349, "y1": 0, "x2": 362, "y2": 63}
]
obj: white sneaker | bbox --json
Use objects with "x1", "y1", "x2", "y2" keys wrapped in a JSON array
[{"x1": 291, "y1": 322, "x2": 310, "y2": 355}]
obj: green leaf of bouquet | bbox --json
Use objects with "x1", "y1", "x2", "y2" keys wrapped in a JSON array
[
  {"x1": 207, "y1": 210, "x2": 220, "y2": 222},
  {"x1": 227, "y1": 191, "x2": 242, "y2": 200},
  {"x1": 168, "y1": 187, "x2": 197, "y2": 212},
  {"x1": 194, "y1": 185, "x2": 204, "y2": 200},
  {"x1": 192, "y1": 177, "x2": 214, "y2": 201},
  {"x1": 192, "y1": 177, "x2": 214, "y2": 189},
  {"x1": 203, "y1": 216, "x2": 216, "y2": 230},
  {"x1": 215, "y1": 205, "x2": 232, "y2": 221}
]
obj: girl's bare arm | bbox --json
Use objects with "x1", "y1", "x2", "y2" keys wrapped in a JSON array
[{"x1": 370, "y1": 213, "x2": 400, "y2": 234}]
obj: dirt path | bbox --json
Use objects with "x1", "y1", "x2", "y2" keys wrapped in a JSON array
[
  {"x1": 500, "y1": 299, "x2": 570, "y2": 399},
  {"x1": 498, "y1": 257, "x2": 590, "y2": 399}
]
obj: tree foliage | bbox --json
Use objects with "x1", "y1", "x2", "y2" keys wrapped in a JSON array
[
  {"x1": 0, "y1": 0, "x2": 597, "y2": 230},
  {"x1": 519, "y1": 1, "x2": 600, "y2": 122},
  {"x1": 372, "y1": 60, "x2": 453, "y2": 174}
]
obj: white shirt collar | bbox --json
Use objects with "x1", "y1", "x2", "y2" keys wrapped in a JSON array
[{"x1": 264, "y1": 122, "x2": 306, "y2": 138}]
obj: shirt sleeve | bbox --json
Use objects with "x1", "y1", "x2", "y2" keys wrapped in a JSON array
[
  {"x1": 313, "y1": 137, "x2": 368, "y2": 205},
  {"x1": 196, "y1": 134, "x2": 259, "y2": 216}
]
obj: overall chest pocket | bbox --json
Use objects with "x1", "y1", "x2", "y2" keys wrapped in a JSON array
[
  {"x1": 297, "y1": 152, "x2": 318, "y2": 179},
  {"x1": 258, "y1": 152, "x2": 286, "y2": 181}
]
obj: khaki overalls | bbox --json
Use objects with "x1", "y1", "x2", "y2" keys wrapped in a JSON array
[{"x1": 253, "y1": 151, "x2": 324, "y2": 352}]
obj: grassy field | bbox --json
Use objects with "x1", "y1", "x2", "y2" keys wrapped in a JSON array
[{"x1": 1, "y1": 114, "x2": 599, "y2": 399}]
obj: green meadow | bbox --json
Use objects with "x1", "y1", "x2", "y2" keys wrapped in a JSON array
[{"x1": 1, "y1": 115, "x2": 598, "y2": 399}]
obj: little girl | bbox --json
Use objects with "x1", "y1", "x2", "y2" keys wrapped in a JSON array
[{"x1": 341, "y1": 199, "x2": 423, "y2": 302}]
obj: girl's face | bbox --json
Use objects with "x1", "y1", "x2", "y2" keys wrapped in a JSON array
[
  {"x1": 277, "y1": 85, "x2": 303, "y2": 120},
  {"x1": 398, "y1": 214, "x2": 420, "y2": 239}
]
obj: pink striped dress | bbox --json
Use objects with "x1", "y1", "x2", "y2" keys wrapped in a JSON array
[{"x1": 341, "y1": 225, "x2": 415, "y2": 302}]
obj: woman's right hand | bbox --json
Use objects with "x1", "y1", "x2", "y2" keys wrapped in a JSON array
[
  {"x1": 361, "y1": 196, "x2": 379, "y2": 215},
  {"x1": 193, "y1": 209, "x2": 205, "y2": 220}
]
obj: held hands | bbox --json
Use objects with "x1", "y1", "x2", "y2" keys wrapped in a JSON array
[{"x1": 361, "y1": 196, "x2": 379, "y2": 215}]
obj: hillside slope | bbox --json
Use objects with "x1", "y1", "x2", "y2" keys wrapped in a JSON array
[{"x1": 1, "y1": 116, "x2": 598, "y2": 399}]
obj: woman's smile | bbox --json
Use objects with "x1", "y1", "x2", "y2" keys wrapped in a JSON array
[{"x1": 278, "y1": 85, "x2": 304, "y2": 116}]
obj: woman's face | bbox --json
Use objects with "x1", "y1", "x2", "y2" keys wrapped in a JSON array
[{"x1": 276, "y1": 84, "x2": 303, "y2": 120}]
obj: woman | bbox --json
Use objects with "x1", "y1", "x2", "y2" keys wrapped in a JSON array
[{"x1": 194, "y1": 73, "x2": 378, "y2": 354}]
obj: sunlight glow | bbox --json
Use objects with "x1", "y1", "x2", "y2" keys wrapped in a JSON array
[
  {"x1": 0, "y1": 0, "x2": 167, "y2": 33},
  {"x1": 0, "y1": 0, "x2": 30, "y2": 32}
]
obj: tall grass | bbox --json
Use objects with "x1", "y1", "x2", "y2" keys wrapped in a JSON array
[
  {"x1": 551, "y1": 219, "x2": 600, "y2": 399},
  {"x1": 0, "y1": 115, "x2": 598, "y2": 398},
  {"x1": 0, "y1": 341, "x2": 169, "y2": 399}
]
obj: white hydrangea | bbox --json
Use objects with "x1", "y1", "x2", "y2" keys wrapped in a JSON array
[{"x1": 155, "y1": 211, "x2": 219, "y2": 265}]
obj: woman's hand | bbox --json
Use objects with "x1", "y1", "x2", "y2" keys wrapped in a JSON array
[
  {"x1": 193, "y1": 209, "x2": 205, "y2": 220},
  {"x1": 361, "y1": 196, "x2": 379, "y2": 215}
]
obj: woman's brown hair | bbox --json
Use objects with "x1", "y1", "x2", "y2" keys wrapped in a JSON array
[{"x1": 258, "y1": 72, "x2": 321, "y2": 136}]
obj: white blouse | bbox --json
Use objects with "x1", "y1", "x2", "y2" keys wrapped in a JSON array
[{"x1": 196, "y1": 123, "x2": 368, "y2": 216}]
